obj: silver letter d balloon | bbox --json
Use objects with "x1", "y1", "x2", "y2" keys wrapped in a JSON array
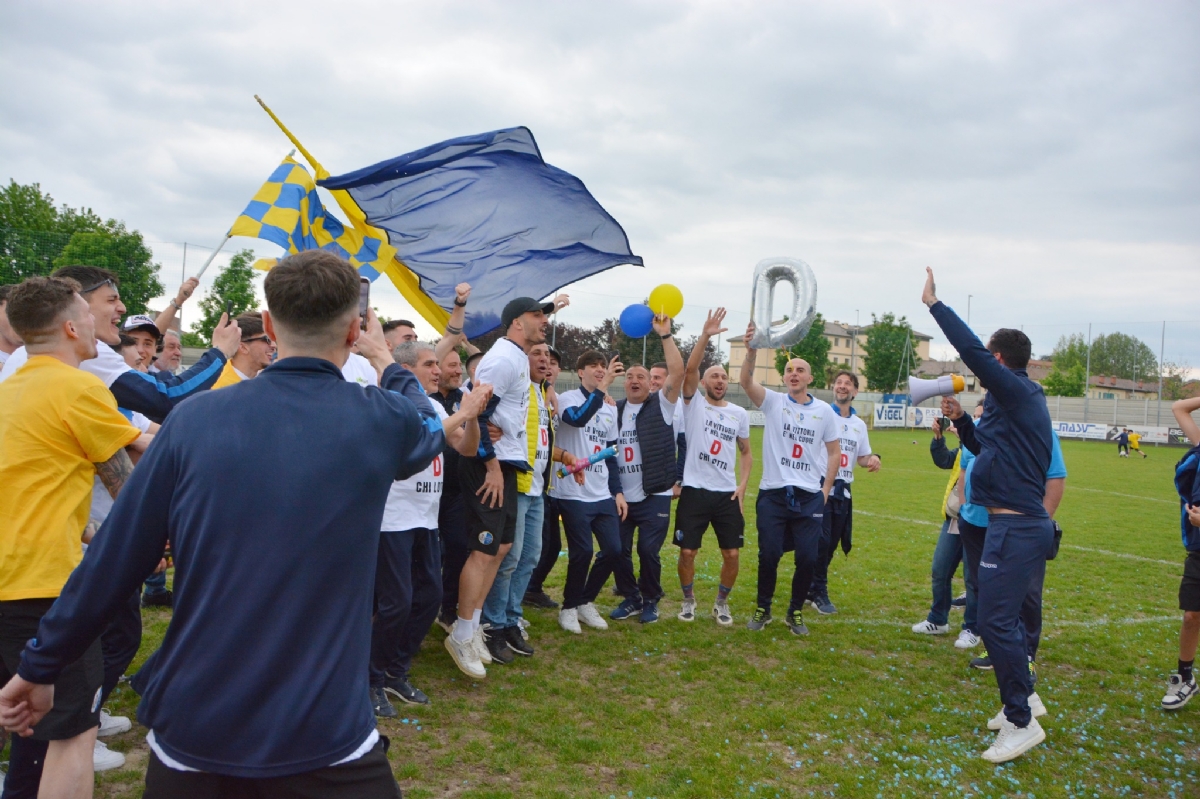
[{"x1": 748, "y1": 257, "x2": 818, "y2": 349}]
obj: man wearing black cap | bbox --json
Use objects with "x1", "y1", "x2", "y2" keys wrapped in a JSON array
[
  {"x1": 444, "y1": 296, "x2": 554, "y2": 679},
  {"x1": 121, "y1": 314, "x2": 162, "y2": 373}
]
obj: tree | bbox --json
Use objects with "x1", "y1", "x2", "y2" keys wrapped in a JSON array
[
  {"x1": 1, "y1": 180, "x2": 163, "y2": 313},
  {"x1": 1041, "y1": 362, "x2": 1086, "y2": 397},
  {"x1": 190, "y1": 250, "x2": 259, "y2": 342},
  {"x1": 53, "y1": 224, "x2": 164, "y2": 315},
  {"x1": 1161, "y1": 361, "x2": 1195, "y2": 401},
  {"x1": 773, "y1": 312, "x2": 831, "y2": 388},
  {"x1": 1088, "y1": 332, "x2": 1158, "y2": 382},
  {"x1": 1050, "y1": 333, "x2": 1089, "y2": 372},
  {"x1": 862, "y1": 312, "x2": 914, "y2": 391}
]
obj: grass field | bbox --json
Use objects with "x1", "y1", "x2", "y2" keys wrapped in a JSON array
[{"x1": 37, "y1": 430, "x2": 1200, "y2": 797}]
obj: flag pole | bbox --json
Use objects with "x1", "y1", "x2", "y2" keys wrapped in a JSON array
[
  {"x1": 192, "y1": 234, "x2": 232, "y2": 280},
  {"x1": 254, "y1": 95, "x2": 328, "y2": 177}
]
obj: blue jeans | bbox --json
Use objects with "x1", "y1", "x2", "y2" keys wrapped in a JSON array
[
  {"x1": 481, "y1": 494, "x2": 537, "y2": 629},
  {"x1": 927, "y1": 518, "x2": 972, "y2": 628},
  {"x1": 143, "y1": 569, "x2": 168, "y2": 597}
]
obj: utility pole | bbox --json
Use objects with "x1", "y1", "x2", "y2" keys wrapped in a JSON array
[
  {"x1": 1083, "y1": 323, "x2": 1092, "y2": 422},
  {"x1": 1157, "y1": 320, "x2": 1166, "y2": 427}
]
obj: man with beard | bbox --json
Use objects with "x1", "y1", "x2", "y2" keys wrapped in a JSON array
[
  {"x1": 808, "y1": 370, "x2": 880, "y2": 615},
  {"x1": 674, "y1": 309, "x2": 752, "y2": 627}
]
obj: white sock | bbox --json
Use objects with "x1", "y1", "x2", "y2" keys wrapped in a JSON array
[
  {"x1": 471, "y1": 608, "x2": 482, "y2": 633},
  {"x1": 452, "y1": 617, "x2": 473, "y2": 643}
]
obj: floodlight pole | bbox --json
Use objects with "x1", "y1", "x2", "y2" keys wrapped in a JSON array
[
  {"x1": 1083, "y1": 323, "x2": 1092, "y2": 423},
  {"x1": 179, "y1": 243, "x2": 187, "y2": 331},
  {"x1": 1157, "y1": 320, "x2": 1165, "y2": 427}
]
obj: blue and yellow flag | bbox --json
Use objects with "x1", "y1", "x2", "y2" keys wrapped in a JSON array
[{"x1": 229, "y1": 157, "x2": 395, "y2": 280}]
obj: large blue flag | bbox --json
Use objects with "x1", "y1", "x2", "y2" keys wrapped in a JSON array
[{"x1": 320, "y1": 127, "x2": 642, "y2": 337}]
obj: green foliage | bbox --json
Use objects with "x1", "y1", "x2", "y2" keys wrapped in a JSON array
[
  {"x1": 773, "y1": 312, "x2": 831, "y2": 388},
  {"x1": 862, "y1": 312, "x2": 914, "y2": 391},
  {"x1": 53, "y1": 224, "x2": 164, "y2": 315},
  {"x1": 1, "y1": 180, "x2": 163, "y2": 314},
  {"x1": 190, "y1": 250, "x2": 260, "y2": 342},
  {"x1": 1088, "y1": 332, "x2": 1158, "y2": 382},
  {"x1": 179, "y1": 331, "x2": 208, "y2": 348},
  {"x1": 1042, "y1": 362, "x2": 1087, "y2": 397},
  {"x1": 1050, "y1": 333, "x2": 1089, "y2": 371}
]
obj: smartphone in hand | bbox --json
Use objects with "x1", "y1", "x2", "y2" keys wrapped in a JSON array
[{"x1": 358, "y1": 278, "x2": 371, "y2": 328}]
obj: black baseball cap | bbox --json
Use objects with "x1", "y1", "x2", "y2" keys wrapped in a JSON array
[
  {"x1": 547, "y1": 346, "x2": 562, "y2": 364},
  {"x1": 501, "y1": 297, "x2": 555, "y2": 328}
]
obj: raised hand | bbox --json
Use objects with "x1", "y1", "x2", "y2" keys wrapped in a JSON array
[
  {"x1": 175, "y1": 276, "x2": 199, "y2": 306},
  {"x1": 455, "y1": 283, "x2": 471, "y2": 304},
  {"x1": 552, "y1": 294, "x2": 570, "y2": 312},
  {"x1": 356, "y1": 308, "x2": 395, "y2": 374},
  {"x1": 702, "y1": 308, "x2": 728, "y2": 339},
  {"x1": 743, "y1": 321, "x2": 757, "y2": 350},
  {"x1": 941, "y1": 395, "x2": 963, "y2": 420},
  {"x1": 922, "y1": 267, "x2": 938, "y2": 308},
  {"x1": 461, "y1": 384, "x2": 493, "y2": 418},
  {"x1": 652, "y1": 314, "x2": 673, "y2": 337},
  {"x1": 211, "y1": 313, "x2": 242, "y2": 358},
  {"x1": 600, "y1": 356, "x2": 624, "y2": 391}
]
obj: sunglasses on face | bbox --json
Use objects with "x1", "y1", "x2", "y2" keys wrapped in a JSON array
[
  {"x1": 242, "y1": 335, "x2": 273, "y2": 345},
  {"x1": 81, "y1": 278, "x2": 118, "y2": 294}
]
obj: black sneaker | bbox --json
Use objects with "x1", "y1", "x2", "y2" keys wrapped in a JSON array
[
  {"x1": 504, "y1": 626, "x2": 534, "y2": 657},
  {"x1": 523, "y1": 591, "x2": 560, "y2": 610},
  {"x1": 435, "y1": 608, "x2": 455, "y2": 634},
  {"x1": 370, "y1": 686, "x2": 398, "y2": 718},
  {"x1": 141, "y1": 590, "x2": 173, "y2": 608},
  {"x1": 383, "y1": 674, "x2": 430, "y2": 706},
  {"x1": 970, "y1": 655, "x2": 993, "y2": 670},
  {"x1": 951, "y1": 593, "x2": 967, "y2": 608},
  {"x1": 484, "y1": 629, "x2": 514, "y2": 664},
  {"x1": 812, "y1": 594, "x2": 837, "y2": 615}
]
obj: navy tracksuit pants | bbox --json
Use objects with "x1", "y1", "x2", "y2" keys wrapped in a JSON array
[
  {"x1": 615, "y1": 495, "x2": 672, "y2": 604},
  {"x1": 101, "y1": 590, "x2": 142, "y2": 704},
  {"x1": 974, "y1": 513, "x2": 1054, "y2": 727},
  {"x1": 558, "y1": 498, "x2": 632, "y2": 610},
  {"x1": 370, "y1": 526, "x2": 442, "y2": 687},
  {"x1": 755, "y1": 488, "x2": 825, "y2": 613},
  {"x1": 811, "y1": 496, "x2": 851, "y2": 599},
  {"x1": 438, "y1": 494, "x2": 468, "y2": 619},
  {"x1": 960, "y1": 518, "x2": 1046, "y2": 664}
]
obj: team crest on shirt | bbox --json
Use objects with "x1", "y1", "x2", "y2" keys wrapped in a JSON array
[{"x1": 479, "y1": 531, "x2": 494, "y2": 545}]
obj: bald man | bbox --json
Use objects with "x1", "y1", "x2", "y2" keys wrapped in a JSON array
[
  {"x1": 739, "y1": 323, "x2": 840, "y2": 637},
  {"x1": 673, "y1": 309, "x2": 752, "y2": 627}
]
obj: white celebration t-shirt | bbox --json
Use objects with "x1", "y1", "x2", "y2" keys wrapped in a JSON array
[
  {"x1": 833, "y1": 412, "x2": 872, "y2": 487},
  {"x1": 474, "y1": 339, "x2": 531, "y2": 464},
  {"x1": 0, "y1": 341, "x2": 131, "y2": 386},
  {"x1": 549, "y1": 388, "x2": 618, "y2": 503},
  {"x1": 680, "y1": 396, "x2": 750, "y2": 493},
  {"x1": 616, "y1": 391, "x2": 676, "y2": 503},
  {"x1": 341, "y1": 352, "x2": 379, "y2": 387},
  {"x1": 380, "y1": 400, "x2": 449, "y2": 532},
  {"x1": 757, "y1": 390, "x2": 839, "y2": 492}
]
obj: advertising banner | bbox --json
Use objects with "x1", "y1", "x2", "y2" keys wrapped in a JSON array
[
  {"x1": 906, "y1": 406, "x2": 944, "y2": 429},
  {"x1": 874, "y1": 403, "x2": 907, "y2": 428},
  {"x1": 1052, "y1": 421, "x2": 1170, "y2": 444}
]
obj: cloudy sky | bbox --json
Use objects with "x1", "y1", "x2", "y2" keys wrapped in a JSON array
[{"x1": 2, "y1": 1, "x2": 1197, "y2": 367}]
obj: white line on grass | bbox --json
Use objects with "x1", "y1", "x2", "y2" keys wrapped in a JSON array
[
  {"x1": 1067, "y1": 486, "x2": 1176, "y2": 504},
  {"x1": 818, "y1": 615, "x2": 1178, "y2": 629}
]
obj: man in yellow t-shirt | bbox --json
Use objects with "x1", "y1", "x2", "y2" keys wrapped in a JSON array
[
  {"x1": 212, "y1": 311, "x2": 275, "y2": 389},
  {"x1": 1128, "y1": 430, "x2": 1148, "y2": 459},
  {"x1": 0, "y1": 276, "x2": 142, "y2": 791}
]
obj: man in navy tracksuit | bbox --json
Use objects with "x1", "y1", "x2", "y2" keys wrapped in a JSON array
[
  {"x1": 923, "y1": 268, "x2": 1053, "y2": 764},
  {"x1": 0, "y1": 252, "x2": 446, "y2": 796}
]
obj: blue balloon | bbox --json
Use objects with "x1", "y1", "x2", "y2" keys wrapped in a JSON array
[{"x1": 619, "y1": 304, "x2": 654, "y2": 338}]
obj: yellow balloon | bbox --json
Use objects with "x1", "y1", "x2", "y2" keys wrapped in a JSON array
[{"x1": 648, "y1": 284, "x2": 684, "y2": 318}]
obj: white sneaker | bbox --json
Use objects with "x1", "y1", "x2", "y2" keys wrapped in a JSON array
[
  {"x1": 981, "y1": 717, "x2": 1045, "y2": 763},
  {"x1": 93, "y1": 740, "x2": 126, "y2": 772},
  {"x1": 987, "y1": 692, "x2": 1048, "y2": 730},
  {"x1": 577, "y1": 603, "x2": 609, "y2": 630},
  {"x1": 559, "y1": 607, "x2": 582, "y2": 634},
  {"x1": 444, "y1": 633, "x2": 486, "y2": 678},
  {"x1": 517, "y1": 617, "x2": 530, "y2": 640},
  {"x1": 911, "y1": 620, "x2": 949, "y2": 635},
  {"x1": 712, "y1": 601, "x2": 733, "y2": 627},
  {"x1": 471, "y1": 626, "x2": 492, "y2": 664},
  {"x1": 1162, "y1": 673, "x2": 1198, "y2": 710},
  {"x1": 954, "y1": 629, "x2": 980, "y2": 649},
  {"x1": 677, "y1": 598, "x2": 697, "y2": 622},
  {"x1": 98, "y1": 708, "x2": 132, "y2": 737}
]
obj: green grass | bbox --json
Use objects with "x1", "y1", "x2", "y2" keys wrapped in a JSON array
[{"x1": 66, "y1": 432, "x2": 1200, "y2": 796}]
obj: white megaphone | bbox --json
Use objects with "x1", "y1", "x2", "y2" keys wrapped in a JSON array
[{"x1": 908, "y1": 374, "x2": 966, "y2": 406}]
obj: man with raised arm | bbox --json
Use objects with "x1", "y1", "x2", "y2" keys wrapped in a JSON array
[
  {"x1": 0, "y1": 265, "x2": 241, "y2": 422},
  {"x1": 0, "y1": 276, "x2": 146, "y2": 795},
  {"x1": 739, "y1": 321, "x2": 840, "y2": 637},
  {"x1": 922, "y1": 267, "x2": 1054, "y2": 764},
  {"x1": 0, "y1": 252, "x2": 445, "y2": 797},
  {"x1": 610, "y1": 316, "x2": 684, "y2": 625},
  {"x1": 1163, "y1": 396, "x2": 1200, "y2": 710},
  {"x1": 674, "y1": 309, "x2": 752, "y2": 627},
  {"x1": 808, "y1": 370, "x2": 881, "y2": 616}
]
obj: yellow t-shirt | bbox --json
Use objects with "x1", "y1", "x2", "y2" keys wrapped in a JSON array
[
  {"x1": 0, "y1": 356, "x2": 140, "y2": 600},
  {"x1": 211, "y1": 360, "x2": 243, "y2": 390},
  {"x1": 1128, "y1": 432, "x2": 1141, "y2": 448}
]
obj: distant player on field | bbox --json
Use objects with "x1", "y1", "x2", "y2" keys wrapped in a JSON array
[{"x1": 1128, "y1": 430, "x2": 1147, "y2": 459}]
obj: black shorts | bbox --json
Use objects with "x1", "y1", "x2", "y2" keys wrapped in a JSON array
[
  {"x1": 672, "y1": 486, "x2": 745, "y2": 551},
  {"x1": 145, "y1": 737, "x2": 401, "y2": 798},
  {"x1": 1180, "y1": 551, "x2": 1200, "y2": 612},
  {"x1": 459, "y1": 457, "x2": 519, "y2": 556},
  {"x1": 0, "y1": 598, "x2": 103, "y2": 741}
]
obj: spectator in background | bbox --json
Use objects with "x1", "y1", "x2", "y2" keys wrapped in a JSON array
[
  {"x1": 1163, "y1": 396, "x2": 1200, "y2": 711},
  {"x1": 151, "y1": 329, "x2": 184, "y2": 375},
  {"x1": 0, "y1": 276, "x2": 144, "y2": 794},
  {"x1": 526, "y1": 347, "x2": 567, "y2": 609},
  {"x1": 212, "y1": 312, "x2": 275, "y2": 389},
  {"x1": 431, "y1": 348, "x2": 473, "y2": 633},
  {"x1": 464, "y1": 350, "x2": 484, "y2": 390},
  {"x1": 122, "y1": 314, "x2": 162, "y2": 372},
  {"x1": 0, "y1": 283, "x2": 23, "y2": 369},
  {"x1": 113, "y1": 334, "x2": 144, "y2": 370},
  {"x1": 382, "y1": 319, "x2": 417, "y2": 350}
]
